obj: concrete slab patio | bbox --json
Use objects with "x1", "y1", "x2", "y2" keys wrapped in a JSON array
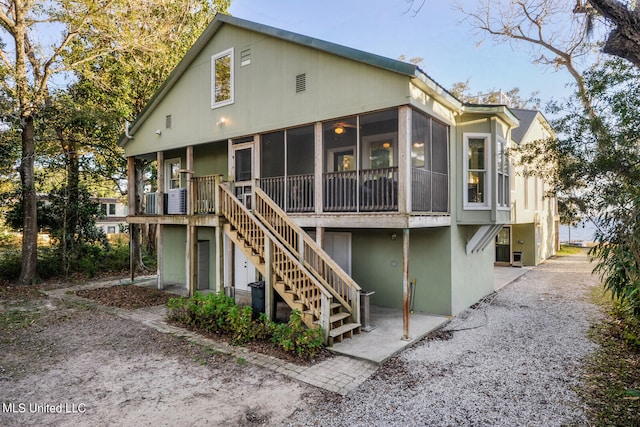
[{"x1": 329, "y1": 264, "x2": 533, "y2": 364}]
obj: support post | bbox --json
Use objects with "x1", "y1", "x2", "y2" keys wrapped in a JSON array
[
  {"x1": 215, "y1": 224, "x2": 223, "y2": 293},
  {"x1": 314, "y1": 122, "x2": 323, "y2": 214},
  {"x1": 264, "y1": 237, "x2": 275, "y2": 320},
  {"x1": 127, "y1": 157, "x2": 136, "y2": 283},
  {"x1": 156, "y1": 151, "x2": 164, "y2": 290},
  {"x1": 402, "y1": 228, "x2": 411, "y2": 341},
  {"x1": 157, "y1": 224, "x2": 164, "y2": 290},
  {"x1": 187, "y1": 225, "x2": 197, "y2": 296},
  {"x1": 157, "y1": 151, "x2": 164, "y2": 215}
]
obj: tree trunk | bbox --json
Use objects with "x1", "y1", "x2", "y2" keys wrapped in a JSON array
[
  {"x1": 588, "y1": 0, "x2": 640, "y2": 69},
  {"x1": 17, "y1": 115, "x2": 39, "y2": 285},
  {"x1": 131, "y1": 159, "x2": 147, "y2": 274}
]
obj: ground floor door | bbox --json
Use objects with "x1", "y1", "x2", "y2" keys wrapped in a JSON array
[
  {"x1": 323, "y1": 232, "x2": 352, "y2": 275},
  {"x1": 197, "y1": 240, "x2": 210, "y2": 290},
  {"x1": 233, "y1": 244, "x2": 256, "y2": 291},
  {"x1": 495, "y1": 227, "x2": 511, "y2": 263}
]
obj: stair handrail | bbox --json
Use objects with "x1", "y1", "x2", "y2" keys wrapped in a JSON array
[
  {"x1": 253, "y1": 186, "x2": 361, "y2": 321},
  {"x1": 218, "y1": 183, "x2": 332, "y2": 334}
]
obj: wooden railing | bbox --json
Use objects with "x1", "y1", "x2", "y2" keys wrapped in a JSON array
[
  {"x1": 359, "y1": 167, "x2": 398, "y2": 211},
  {"x1": 254, "y1": 186, "x2": 361, "y2": 322},
  {"x1": 411, "y1": 168, "x2": 449, "y2": 213},
  {"x1": 219, "y1": 183, "x2": 332, "y2": 334},
  {"x1": 323, "y1": 167, "x2": 398, "y2": 212},
  {"x1": 193, "y1": 175, "x2": 221, "y2": 214},
  {"x1": 259, "y1": 174, "x2": 314, "y2": 213}
]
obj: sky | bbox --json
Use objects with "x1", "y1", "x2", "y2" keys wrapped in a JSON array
[{"x1": 227, "y1": 0, "x2": 577, "y2": 109}]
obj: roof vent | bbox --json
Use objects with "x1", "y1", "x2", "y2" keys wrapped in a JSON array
[
  {"x1": 165, "y1": 115, "x2": 172, "y2": 129},
  {"x1": 295, "y1": 73, "x2": 306, "y2": 93}
]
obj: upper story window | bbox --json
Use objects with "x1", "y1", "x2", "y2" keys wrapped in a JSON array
[
  {"x1": 497, "y1": 138, "x2": 509, "y2": 208},
  {"x1": 211, "y1": 48, "x2": 234, "y2": 108},
  {"x1": 464, "y1": 133, "x2": 490, "y2": 209},
  {"x1": 165, "y1": 158, "x2": 181, "y2": 189},
  {"x1": 100, "y1": 203, "x2": 116, "y2": 216}
]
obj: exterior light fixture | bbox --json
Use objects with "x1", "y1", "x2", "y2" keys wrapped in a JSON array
[
  {"x1": 155, "y1": 129, "x2": 162, "y2": 135},
  {"x1": 382, "y1": 142, "x2": 391, "y2": 149},
  {"x1": 334, "y1": 126, "x2": 345, "y2": 135},
  {"x1": 217, "y1": 117, "x2": 227, "y2": 126}
]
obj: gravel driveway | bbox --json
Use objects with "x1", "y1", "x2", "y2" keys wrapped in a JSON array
[
  {"x1": 1, "y1": 251, "x2": 600, "y2": 426},
  {"x1": 288, "y1": 251, "x2": 601, "y2": 426}
]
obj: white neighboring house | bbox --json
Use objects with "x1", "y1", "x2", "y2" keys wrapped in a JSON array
[
  {"x1": 495, "y1": 108, "x2": 559, "y2": 267},
  {"x1": 95, "y1": 198, "x2": 127, "y2": 235}
]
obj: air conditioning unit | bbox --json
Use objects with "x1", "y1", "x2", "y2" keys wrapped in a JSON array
[{"x1": 167, "y1": 188, "x2": 187, "y2": 214}]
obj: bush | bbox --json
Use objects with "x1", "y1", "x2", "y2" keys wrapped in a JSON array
[
  {"x1": 272, "y1": 310, "x2": 325, "y2": 358},
  {"x1": 167, "y1": 293, "x2": 324, "y2": 360},
  {"x1": 0, "y1": 249, "x2": 21, "y2": 281}
]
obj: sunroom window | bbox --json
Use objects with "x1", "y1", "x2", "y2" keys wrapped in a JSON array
[
  {"x1": 464, "y1": 134, "x2": 490, "y2": 208},
  {"x1": 211, "y1": 48, "x2": 234, "y2": 108},
  {"x1": 497, "y1": 138, "x2": 509, "y2": 208}
]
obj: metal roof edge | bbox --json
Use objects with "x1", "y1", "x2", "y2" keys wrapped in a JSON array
[{"x1": 463, "y1": 104, "x2": 520, "y2": 127}]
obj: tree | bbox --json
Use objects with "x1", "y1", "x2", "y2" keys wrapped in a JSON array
[
  {"x1": 577, "y1": 0, "x2": 640, "y2": 68},
  {"x1": 63, "y1": 1, "x2": 230, "y2": 273},
  {"x1": 0, "y1": 1, "x2": 230, "y2": 284}
]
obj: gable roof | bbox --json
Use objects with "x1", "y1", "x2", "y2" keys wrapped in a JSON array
[
  {"x1": 510, "y1": 109, "x2": 540, "y2": 143},
  {"x1": 120, "y1": 14, "x2": 427, "y2": 146}
]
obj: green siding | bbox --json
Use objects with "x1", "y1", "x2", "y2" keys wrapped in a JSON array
[
  {"x1": 193, "y1": 141, "x2": 228, "y2": 178},
  {"x1": 351, "y1": 228, "x2": 452, "y2": 316},
  {"x1": 162, "y1": 226, "x2": 187, "y2": 285},
  {"x1": 450, "y1": 224, "x2": 495, "y2": 315},
  {"x1": 512, "y1": 223, "x2": 536, "y2": 266},
  {"x1": 124, "y1": 24, "x2": 410, "y2": 157}
]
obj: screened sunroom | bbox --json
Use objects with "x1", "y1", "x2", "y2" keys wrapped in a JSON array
[{"x1": 258, "y1": 107, "x2": 449, "y2": 215}]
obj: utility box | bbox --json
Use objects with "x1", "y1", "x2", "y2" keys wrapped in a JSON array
[{"x1": 513, "y1": 251, "x2": 523, "y2": 268}]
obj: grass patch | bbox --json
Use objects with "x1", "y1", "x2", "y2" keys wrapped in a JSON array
[
  {"x1": 580, "y1": 287, "x2": 640, "y2": 425},
  {"x1": 557, "y1": 244, "x2": 587, "y2": 256},
  {"x1": 0, "y1": 309, "x2": 41, "y2": 330}
]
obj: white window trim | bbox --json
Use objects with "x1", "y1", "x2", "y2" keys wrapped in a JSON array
[
  {"x1": 463, "y1": 133, "x2": 491, "y2": 210},
  {"x1": 164, "y1": 157, "x2": 181, "y2": 190},
  {"x1": 211, "y1": 47, "x2": 234, "y2": 109},
  {"x1": 496, "y1": 137, "x2": 510, "y2": 210},
  {"x1": 361, "y1": 132, "x2": 397, "y2": 169}
]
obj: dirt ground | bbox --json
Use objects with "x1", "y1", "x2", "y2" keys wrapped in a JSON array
[{"x1": 0, "y1": 281, "x2": 324, "y2": 427}]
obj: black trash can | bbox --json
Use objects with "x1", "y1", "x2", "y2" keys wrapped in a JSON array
[{"x1": 248, "y1": 281, "x2": 265, "y2": 319}]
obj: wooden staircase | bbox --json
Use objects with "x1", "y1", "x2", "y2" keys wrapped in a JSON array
[{"x1": 219, "y1": 184, "x2": 360, "y2": 345}]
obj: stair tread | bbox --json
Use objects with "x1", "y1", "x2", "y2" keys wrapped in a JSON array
[
  {"x1": 330, "y1": 312, "x2": 351, "y2": 322},
  {"x1": 329, "y1": 322, "x2": 361, "y2": 337}
]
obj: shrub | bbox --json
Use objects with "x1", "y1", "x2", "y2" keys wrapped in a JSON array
[
  {"x1": 272, "y1": 309, "x2": 324, "y2": 358},
  {"x1": 166, "y1": 294, "x2": 325, "y2": 360},
  {"x1": 0, "y1": 249, "x2": 21, "y2": 281}
]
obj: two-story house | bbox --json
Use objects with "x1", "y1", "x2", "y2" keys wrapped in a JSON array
[
  {"x1": 120, "y1": 14, "x2": 522, "y2": 345},
  {"x1": 95, "y1": 197, "x2": 127, "y2": 235},
  {"x1": 495, "y1": 109, "x2": 559, "y2": 267}
]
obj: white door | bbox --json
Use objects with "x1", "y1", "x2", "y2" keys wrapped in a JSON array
[{"x1": 233, "y1": 245, "x2": 256, "y2": 291}]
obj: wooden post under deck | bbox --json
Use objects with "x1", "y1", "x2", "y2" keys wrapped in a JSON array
[
  {"x1": 402, "y1": 228, "x2": 411, "y2": 341},
  {"x1": 186, "y1": 146, "x2": 196, "y2": 296},
  {"x1": 157, "y1": 151, "x2": 164, "y2": 290},
  {"x1": 127, "y1": 157, "x2": 136, "y2": 283}
]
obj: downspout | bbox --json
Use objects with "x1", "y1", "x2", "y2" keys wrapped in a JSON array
[{"x1": 124, "y1": 121, "x2": 135, "y2": 139}]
